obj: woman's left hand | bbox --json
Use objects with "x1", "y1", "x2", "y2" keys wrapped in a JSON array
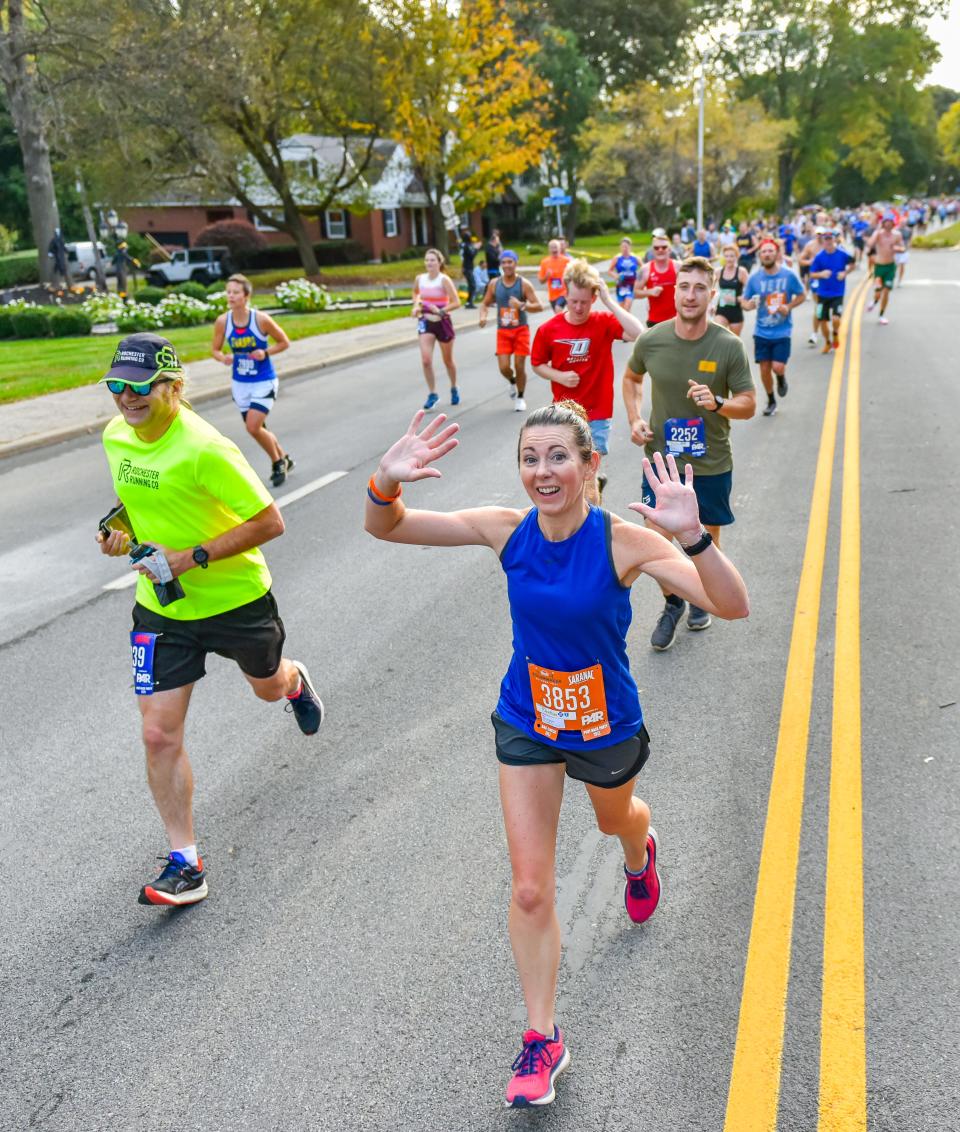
[{"x1": 628, "y1": 453, "x2": 702, "y2": 543}]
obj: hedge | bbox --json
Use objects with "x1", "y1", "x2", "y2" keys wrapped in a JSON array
[
  {"x1": 133, "y1": 286, "x2": 166, "y2": 305},
  {"x1": 11, "y1": 309, "x2": 50, "y2": 338},
  {"x1": 244, "y1": 239, "x2": 367, "y2": 270},
  {"x1": 0, "y1": 250, "x2": 41, "y2": 288},
  {"x1": 172, "y1": 280, "x2": 208, "y2": 300},
  {"x1": 0, "y1": 309, "x2": 13, "y2": 339},
  {"x1": 49, "y1": 308, "x2": 93, "y2": 337}
]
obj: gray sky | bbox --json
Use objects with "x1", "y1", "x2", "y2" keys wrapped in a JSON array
[{"x1": 926, "y1": 0, "x2": 960, "y2": 88}]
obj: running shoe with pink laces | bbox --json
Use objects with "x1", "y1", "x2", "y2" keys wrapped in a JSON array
[
  {"x1": 505, "y1": 1026, "x2": 570, "y2": 1107},
  {"x1": 623, "y1": 827, "x2": 661, "y2": 924}
]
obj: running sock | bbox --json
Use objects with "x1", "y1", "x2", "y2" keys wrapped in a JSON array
[
  {"x1": 286, "y1": 679, "x2": 303, "y2": 700},
  {"x1": 665, "y1": 593, "x2": 684, "y2": 609},
  {"x1": 625, "y1": 858, "x2": 649, "y2": 878},
  {"x1": 174, "y1": 844, "x2": 199, "y2": 868}
]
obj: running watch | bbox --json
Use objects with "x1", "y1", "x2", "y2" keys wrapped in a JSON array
[{"x1": 192, "y1": 546, "x2": 210, "y2": 569}]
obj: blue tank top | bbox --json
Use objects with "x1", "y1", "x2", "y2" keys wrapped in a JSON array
[
  {"x1": 225, "y1": 308, "x2": 275, "y2": 384},
  {"x1": 495, "y1": 506, "x2": 643, "y2": 751},
  {"x1": 614, "y1": 254, "x2": 639, "y2": 283}
]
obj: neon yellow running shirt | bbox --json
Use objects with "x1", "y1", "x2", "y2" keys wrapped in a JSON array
[{"x1": 102, "y1": 408, "x2": 274, "y2": 619}]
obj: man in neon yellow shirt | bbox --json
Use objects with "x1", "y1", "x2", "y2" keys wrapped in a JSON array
[{"x1": 96, "y1": 333, "x2": 323, "y2": 907}]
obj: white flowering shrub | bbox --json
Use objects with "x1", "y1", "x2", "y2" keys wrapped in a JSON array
[
  {"x1": 275, "y1": 278, "x2": 330, "y2": 312},
  {"x1": 79, "y1": 292, "x2": 127, "y2": 324},
  {"x1": 116, "y1": 302, "x2": 166, "y2": 332},
  {"x1": 205, "y1": 290, "x2": 229, "y2": 315},
  {"x1": 1, "y1": 298, "x2": 41, "y2": 313}
]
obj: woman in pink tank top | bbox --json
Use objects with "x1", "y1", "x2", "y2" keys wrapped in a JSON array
[{"x1": 412, "y1": 248, "x2": 461, "y2": 411}]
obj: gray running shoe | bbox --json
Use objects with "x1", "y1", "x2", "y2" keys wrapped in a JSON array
[
  {"x1": 776, "y1": 373, "x2": 788, "y2": 398},
  {"x1": 687, "y1": 604, "x2": 712, "y2": 631},
  {"x1": 763, "y1": 397, "x2": 777, "y2": 417},
  {"x1": 651, "y1": 600, "x2": 685, "y2": 651}
]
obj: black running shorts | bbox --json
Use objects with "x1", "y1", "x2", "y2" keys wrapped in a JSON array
[
  {"x1": 131, "y1": 591, "x2": 286, "y2": 693},
  {"x1": 492, "y1": 712, "x2": 650, "y2": 789}
]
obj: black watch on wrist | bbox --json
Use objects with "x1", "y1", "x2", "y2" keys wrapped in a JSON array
[
  {"x1": 711, "y1": 395, "x2": 726, "y2": 412},
  {"x1": 680, "y1": 529, "x2": 713, "y2": 557},
  {"x1": 192, "y1": 546, "x2": 209, "y2": 569}
]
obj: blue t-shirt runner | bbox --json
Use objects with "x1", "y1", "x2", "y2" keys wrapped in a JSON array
[
  {"x1": 742, "y1": 266, "x2": 805, "y2": 339},
  {"x1": 611, "y1": 254, "x2": 640, "y2": 303},
  {"x1": 809, "y1": 247, "x2": 854, "y2": 299}
]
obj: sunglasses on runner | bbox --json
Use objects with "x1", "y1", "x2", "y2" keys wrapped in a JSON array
[
  {"x1": 106, "y1": 377, "x2": 173, "y2": 396},
  {"x1": 653, "y1": 244, "x2": 670, "y2": 251}
]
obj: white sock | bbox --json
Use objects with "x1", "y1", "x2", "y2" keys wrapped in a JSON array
[{"x1": 174, "y1": 843, "x2": 199, "y2": 867}]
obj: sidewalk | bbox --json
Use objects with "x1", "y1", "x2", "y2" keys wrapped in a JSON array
[{"x1": 0, "y1": 305, "x2": 480, "y2": 460}]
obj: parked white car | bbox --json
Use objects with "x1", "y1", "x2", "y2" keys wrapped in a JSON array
[
  {"x1": 66, "y1": 241, "x2": 115, "y2": 279},
  {"x1": 147, "y1": 246, "x2": 230, "y2": 287}
]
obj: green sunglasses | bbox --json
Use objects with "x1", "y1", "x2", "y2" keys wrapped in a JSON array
[{"x1": 106, "y1": 375, "x2": 175, "y2": 396}]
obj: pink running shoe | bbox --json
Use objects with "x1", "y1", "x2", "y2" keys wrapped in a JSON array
[
  {"x1": 505, "y1": 1026, "x2": 570, "y2": 1107},
  {"x1": 624, "y1": 828, "x2": 662, "y2": 924}
]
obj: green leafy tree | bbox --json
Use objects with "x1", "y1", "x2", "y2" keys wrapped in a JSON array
[
  {"x1": 706, "y1": 0, "x2": 944, "y2": 210},
  {"x1": 39, "y1": 0, "x2": 395, "y2": 277},
  {"x1": 938, "y1": 100, "x2": 960, "y2": 173},
  {"x1": 533, "y1": 24, "x2": 599, "y2": 239},
  {"x1": 521, "y1": 0, "x2": 696, "y2": 88}
]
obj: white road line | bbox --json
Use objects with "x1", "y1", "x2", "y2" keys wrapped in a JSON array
[{"x1": 101, "y1": 470, "x2": 348, "y2": 591}]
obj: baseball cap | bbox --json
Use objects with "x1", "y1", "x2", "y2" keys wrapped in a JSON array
[
  {"x1": 759, "y1": 238, "x2": 778, "y2": 250},
  {"x1": 651, "y1": 227, "x2": 668, "y2": 238},
  {"x1": 499, "y1": 248, "x2": 519, "y2": 262},
  {"x1": 101, "y1": 333, "x2": 184, "y2": 384}
]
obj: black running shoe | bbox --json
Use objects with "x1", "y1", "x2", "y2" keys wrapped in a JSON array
[
  {"x1": 687, "y1": 604, "x2": 712, "y2": 631},
  {"x1": 285, "y1": 661, "x2": 324, "y2": 735},
  {"x1": 597, "y1": 473, "x2": 608, "y2": 501},
  {"x1": 651, "y1": 600, "x2": 685, "y2": 651},
  {"x1": 138, "y1": 852, "x2": 208, "y2": 907},
  {"x1": 270, "y1": 459, "x2": 287, "y2": 487},
  {"x1": 763, "y1": 397, "x2": 777, "y2": 417},
  {"x1": 284, "y1": 454, "x2": 295, "y2": 473},
  {"x1": 776, "y1": 373, "x2": 788, "y2": 398}
]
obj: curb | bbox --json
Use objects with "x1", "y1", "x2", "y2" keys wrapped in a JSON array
[{"x1": 0, "y1": 321, "x2": 481, "y2": 461}]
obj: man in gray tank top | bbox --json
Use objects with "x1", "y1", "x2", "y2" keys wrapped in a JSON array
[{"x1": 478, "y1": 249, "x2": 543, "y2": 412}]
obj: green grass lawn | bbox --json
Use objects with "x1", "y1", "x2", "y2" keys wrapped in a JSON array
[
  {"x1": 912, "y1": 220, "x2": 960, "y2": 249},
  {"x1": 0, "y1": 306, "x2": 409, "y2": 404}
]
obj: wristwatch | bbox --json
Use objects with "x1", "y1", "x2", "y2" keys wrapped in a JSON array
[
  {"x1": 192, "y1": 546, "x2": 209, "y2": 569},
  {"x1": 711, "y1": 395, "x2": 726, "y2": 412}
]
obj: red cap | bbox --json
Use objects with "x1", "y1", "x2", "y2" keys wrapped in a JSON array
[{"x1": 759, "y1": 238, "x2": 779, "y2": 251}]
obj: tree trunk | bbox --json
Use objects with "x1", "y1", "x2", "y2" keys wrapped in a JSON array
[
  {"x1": 430, "y1": 200, "x2": 449, "y2": 258},
  {"x1": 777, "y1": 149, "x2": 795, "y2": 216},
  {"x1": 281, "y1": 194, "x2": 320, "y2": 277},
  {"x1": 75, "y1": 171, "x2": 107, "y2": 292},
  {"x1": 566, "y1": 169, "x2": 580, "y2": 242},
  {"x1": 0, "y1": 0, "x2": 61, "y2": 284}
]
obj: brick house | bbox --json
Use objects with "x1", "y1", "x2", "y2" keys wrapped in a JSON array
[{"x1": 122, "y1": 137, "x2": 482, "y2": 261}]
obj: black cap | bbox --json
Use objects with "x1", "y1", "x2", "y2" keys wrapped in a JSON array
[{"x1": 101, "y1": 333, "x2": 183, "y2": 384}]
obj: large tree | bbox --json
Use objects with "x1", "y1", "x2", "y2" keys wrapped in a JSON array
[
  {"x1": 39, "y1": 0, "x2": 395, "y2": 277},
  {"x1": 383, "y1": 0, "x2": 552, "y2": 256},
  {"x1": 581, "y1": 82, "x2": 784, "y2": 227},
  {"x1": 0, "y1": 0, "x2": 61, "y2": 280},
  {"x1": 706, "y1": 0, "x2": 944, "y2": 210}
]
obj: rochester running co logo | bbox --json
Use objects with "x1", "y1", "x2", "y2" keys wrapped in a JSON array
[
  {"x1": 118, "y1": 458, "x2": 160, "y2": 489},
  {"x1": 556, "y1": 337, "x2": 591, "y2": 363}
]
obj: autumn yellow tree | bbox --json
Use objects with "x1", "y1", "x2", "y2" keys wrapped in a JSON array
[{"x1": 383, "y1": 0, "x2": 552, "y2": 254}]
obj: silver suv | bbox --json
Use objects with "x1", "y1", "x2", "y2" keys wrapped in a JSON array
[{"x1": 147, "y1": 246, "x2": 229, "y2": 287}]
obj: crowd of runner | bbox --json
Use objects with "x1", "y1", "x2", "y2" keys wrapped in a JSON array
[{"x1": 91, "y1": 191, "x2": 952, "y2": 1110}]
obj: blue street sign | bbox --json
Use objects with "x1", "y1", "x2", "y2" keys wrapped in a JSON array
[{"x1": 542, "y1": 194, "x2": 572, "y2": 207}]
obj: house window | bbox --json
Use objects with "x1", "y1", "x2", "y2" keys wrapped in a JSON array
[
  {"x1": 252, "y1": 212, "x2": 281, "y2": 232},
  {"x1": 325, "y1": 209, "x2": 347, "y2": 239},
  {"x1": 383, "y1": 208, "x2": 400, "y2": 238},
  {"x1": 205, "y1": 208, "x2": 233, "y2": 223}
]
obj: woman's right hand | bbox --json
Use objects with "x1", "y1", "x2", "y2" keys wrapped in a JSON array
[{"x1": 377, "y1": 411, "x2": 461, "y2": 485}]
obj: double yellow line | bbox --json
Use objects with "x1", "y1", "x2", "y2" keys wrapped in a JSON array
[{"x1": 723, "y1": 276, "x2": 870, "y2": 1132}]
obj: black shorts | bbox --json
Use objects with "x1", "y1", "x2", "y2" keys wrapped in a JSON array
[
  {"x1": 816, "y1": 295, "x2": 843, "y2": 320},
  {"x1": 715, "y1": 305, "x2": 743, "y2": 324},
  {"x1": 131, "y1": 591, "x2": 286, "y2": 693},
  {"x1": 492, "y1": 712, "x2": 650, "y2": 789}
]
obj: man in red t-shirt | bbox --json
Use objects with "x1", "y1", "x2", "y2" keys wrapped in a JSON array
[
  {"x1": 636, "y1": 235, "x2": 678, "y2": 326},
  {"x1": 531, "y1": 258, "x2": 643, "y2": 502}
]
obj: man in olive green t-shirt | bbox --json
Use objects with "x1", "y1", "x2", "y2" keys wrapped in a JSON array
[
  {"x1": 96, "y1": 333, "x2": 324, "y2": 908},
  {"x1": 623, "y1": 257, "x2": 756, "y2": 650}
]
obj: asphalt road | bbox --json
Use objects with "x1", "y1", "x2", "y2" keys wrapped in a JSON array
[{"x1": 1, "y1": 254, "x2": 958, "y2": 1132}]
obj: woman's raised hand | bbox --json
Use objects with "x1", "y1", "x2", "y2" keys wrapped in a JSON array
[
  {"x1": 628, "y1": 453, "x2": 702, "y2": 542},
  {"x1": 378, "y1": 411, "x2": 460, "y2": 484}
]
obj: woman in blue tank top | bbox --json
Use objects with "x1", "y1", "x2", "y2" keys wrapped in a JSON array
[
  {"x1": 364, "y1": 401, "x2": 750, "y2": 1109},
  {"x1": 212, "y1": 273, "x2": 293, "y2": 487}
]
